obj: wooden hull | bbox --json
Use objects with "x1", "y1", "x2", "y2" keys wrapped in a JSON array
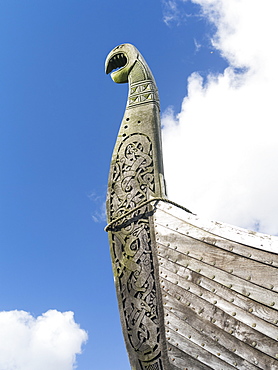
[{"x1": 154, "y1": 200, "x2": 278, "y2": 369}]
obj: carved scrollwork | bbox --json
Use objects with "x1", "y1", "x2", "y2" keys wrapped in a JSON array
[{"x1": 109, "y1": 133, "x2": 162, "y2": 369}]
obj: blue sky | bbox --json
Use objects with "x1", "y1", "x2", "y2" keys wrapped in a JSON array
[{"x1": 1, "y1": 1, "x2": 277, "y2": 369}]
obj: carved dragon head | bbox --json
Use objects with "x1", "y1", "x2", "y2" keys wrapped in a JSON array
[
  {"x1": 105, "y1": 44, "x2": 139, "y2": 83},
  {"x1": 105, "y1": 43, "x2": 153, "y2": 84}
]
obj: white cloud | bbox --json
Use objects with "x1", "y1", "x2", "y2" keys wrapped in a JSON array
[
  {"x1": 0, "y1": 310, "x2": 88, "y2": 370},
  {"x1": 162, "y1": 0, "x2": 278, "y2": 235},
  {"x1": 88, "y1": 191, "x2": 106, "y2": 222}
]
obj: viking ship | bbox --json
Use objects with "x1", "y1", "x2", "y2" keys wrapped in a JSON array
[{"x1": 105, "y1": 43, "x2": 278, "y2": 370}]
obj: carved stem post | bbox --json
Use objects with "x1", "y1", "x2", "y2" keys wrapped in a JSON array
[{"x1": 105, "y1": 44, "x2": 171, "y2": 370}]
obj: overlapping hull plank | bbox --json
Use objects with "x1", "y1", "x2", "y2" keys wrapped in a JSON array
[{"x1": 154, "y1": 200, "x2": 278, "y2": 369}]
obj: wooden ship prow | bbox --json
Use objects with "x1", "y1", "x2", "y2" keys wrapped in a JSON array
[{"x1": 105, "y1": 44, "x2": 278, "y2": 370}]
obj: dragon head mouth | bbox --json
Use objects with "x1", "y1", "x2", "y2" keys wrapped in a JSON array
[{"x1": 105, "y1": 44, "x2": 139, "y2": 83}]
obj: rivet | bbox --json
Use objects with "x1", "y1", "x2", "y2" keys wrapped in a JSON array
[
  {"x1": 270, "y1": 302, "x2": 275, "y2": 306},
  {"x1": 176, "y1": 328, "x2": 178, "y2": 331},
  {"x1": 185, "y1": 275, "x2": 189, "y2": 280},
  {"x1": 197, "y1": 280, "x2": 201, "y2": 285},
  {"x1": 217, "y1": 353, "x2": 221, "y2": 356},
  {"x1": 247, "y1": 276, "x2": 251, "y2": 281},
  {"x1": 187, "y1": 286, "x2": 190, "y2": 291},
  {"x1": 233, "y1": 362, "x2": 237, "y2": 366},
  {"x1": 213, "y1": 300, "x2": 217, "y2": 305},
  {"x1": 212, "y1": 318, "x2": 216, "y2": 323},
  {"x1": 276, "y1": 354, "x2": 278, "y2": 358},
  {"x1": 176, "y1": 343, "x2": 179, "y2": 346},
  {"x1": 270, "y1": 285, "x2": 274, "y2": 290},
  {"x1": 229, "y1": 330, "x2": 233, "y2": 334},
  {"x1": 188, "y1": 335, "x2": 191, "y2": 339},
  {"x1": 172, "y1": 358, "x2": 175, "y2": 361},
  {"x1": 212, "y1": 261, "x2": 216, "y2": 266},
  {"x1": 199, "y1": 257, "x2": 203, "y2": 261},
  {"x1": 167, "y1": 321, "x2": 170, "y2": 324},
  {"x1": 252, "y1": 342, "x2": 257, "y2": 347},
  {"x1": 187, "y1": 302, "x2": 190, "y2": 306},
  {"x1": 228, "y1": 284, "x2": 232, "y2": 288},
  {"x1": 198, "y1": 309, "x2": 203, "y2": 314},
  {"x1": 186, "y1": 251, "x2": 189, "y2": 255},
  {"x1": 248, "y1": 308, "x2": 253, "y2": 313},
  {"x1": 232, "y1": 312, "x2": 236, "y2": 316},
  {"x1": 174, "y1": 246, "x2": 177, "y2": 250},
  {"x1": 197, "y1": 269, "x2": 201, "y2": 273},
  {"x1": 168, "y1": 347, "x2": 171, "y2": 351},
  {"x1": 273, "y1": 319, "x2": 278, "y2": 324},
  {"x1": 176, "y1": 281, "x2": 178, "y2": 285},
  {"x1": 248, "y1": 253, "x2": 252, "y2": 257},
  {"x1": 199, "y1": 292, "x2": 203, "y2": 297},
  {"x1": 252, "y1": 323, "x2": 256, "y2": 328},
  {"x1": 177, "y1": 296, "x2": 181, "y2": 300},
  {"x1": 211, "y1": 275, "x2": 215, "y2": 280},
  {"x1": 167, "y1": 329, "x2": 169, "y2": 332},
  {"x1": 229, "y1": 247, "x2": 233, "y2": 251},
  {"x1": 212, "y1": 288, "x2": 215, "y2": 292},
  {"x1": 201, "y1": 343, "x2": 205, "y2": 346},
  {"x1": 232, "y1": 348, "x2": 236, "y2": 352},
  {"x1": 176, "y1": 227, "x2": 178, "y2": 230},
  {"x1": 229, "y1": 269, "x2": 234, "y2": 273}
]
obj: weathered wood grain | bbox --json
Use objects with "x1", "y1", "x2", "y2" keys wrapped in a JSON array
[
  {"x1": 154, "y1": 201, "x2": 278, "y2": 255},
  {"x1": 153, "y1": 200, "x2": 278, "y2": 369}
]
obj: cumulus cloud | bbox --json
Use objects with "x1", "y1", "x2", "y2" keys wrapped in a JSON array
[
  {"x1": 162, "y1": 0, "x2": 278, "y2": 235},
  {"x1": 0, "y1": 310, "x2": 88, "y2": 370}
]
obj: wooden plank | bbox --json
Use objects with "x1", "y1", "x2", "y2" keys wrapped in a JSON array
[
  {"x1": 164, "y1": 297, "x2": 274, "y2": 369},
  {"x1": 159, "y1": 255, "x2": 278, "y2": 341},
  {"x1": 160, "y1": 276, "x2": 278, "y2": 360},
  {"x1": 160, "y1": 255, "x2": 277, "y2": 325},
  {"x1": 154, "y1": 201, "x2": 278, "y2": 256},
  {"x1": 167, "y1": 343, "x2": 214, "y2": 370},
  {"x1": 165, "y1": 308, "x2": 260, "y2": 370},
  {"x1": 166, "y1": 326, "x2": 236, "y2": 370},
  {"x1": 156, "y1": 233, "x2": 278, "y2": 309},
  {"x1": 157, "y1": 228, "x2": 278, "y2": 292}
]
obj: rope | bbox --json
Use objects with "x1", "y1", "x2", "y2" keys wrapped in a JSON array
[{"x1": 104, "y1": 197, "x2": 193, "y2": 232}]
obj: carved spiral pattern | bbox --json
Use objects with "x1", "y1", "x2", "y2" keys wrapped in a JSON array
[{"x1": 110, "y1": 133, "x2": 162, "y2": 369}]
